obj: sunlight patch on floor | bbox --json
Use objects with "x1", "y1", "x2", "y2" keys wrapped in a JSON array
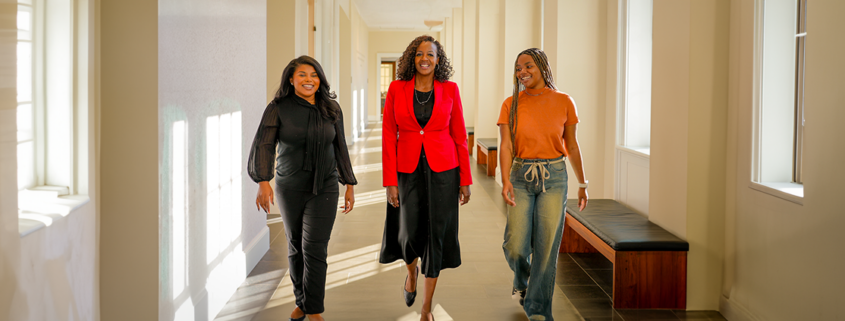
[
  {"x1": 264, "y1": 243, "x2": 402, "y2": 309},
  {"x1": 352, "y1": 163, "x2": 383, "y2": 174},
  {"x1": 353, "y1": 146, "x2": 382, "y2": 154},
  {"x1": 396, "y1": 304, "x2": 454, "y2": 321}
]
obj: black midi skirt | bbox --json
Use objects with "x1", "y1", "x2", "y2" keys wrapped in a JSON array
[{"x1": 379, "y1": 149, "x2": 461, "y2": 278}]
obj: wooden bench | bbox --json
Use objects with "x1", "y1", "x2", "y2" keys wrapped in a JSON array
[
  {"x1": 466, "y1": 127, "x2": 474, "y2": 157},
  {"x1": 560, "y1": 199, "x2": 688, "y2": 309},
  {"x1": 476, "y1": 138, "x2": 497, "y2": 177}
]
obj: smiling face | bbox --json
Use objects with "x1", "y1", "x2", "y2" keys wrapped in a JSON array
[
  {"x1": 414, "y1": 41, "x2": 439, "y2": 77},
  {"x1": 290, "y1": 64, "x2": 321, "y2": 103},
  {"x1": 515, "y1": 54, "x2": 546, "y2": 90}
]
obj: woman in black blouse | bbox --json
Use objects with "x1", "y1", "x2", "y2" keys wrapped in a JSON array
[{"x1": 248, "y1": 55, "x2": 357, "y2": 321}]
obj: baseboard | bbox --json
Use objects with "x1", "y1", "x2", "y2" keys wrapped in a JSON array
[
  {"x1": 244, "y1": 226, "x2": 270, "y2": 275},
  {"x1": 720, "y1": 295, "x2": 760, "y2": 321}
]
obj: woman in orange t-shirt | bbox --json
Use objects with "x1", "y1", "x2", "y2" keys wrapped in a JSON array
[{"x1": 496, "y1": 48, "x2": 589, "y2": 321}]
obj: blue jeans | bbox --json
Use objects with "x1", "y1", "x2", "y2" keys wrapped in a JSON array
[{"x1": 503, "y1": 156, "x2": 568, "y2": 321}]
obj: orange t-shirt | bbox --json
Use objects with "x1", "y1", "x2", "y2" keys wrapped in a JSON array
[{"x1": 496, "y1": 90, "x2": 579, "y2": 159}]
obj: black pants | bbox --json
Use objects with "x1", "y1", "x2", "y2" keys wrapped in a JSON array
[{"x1": 275, "y1": 182, "x2": 339, "y2": 314}]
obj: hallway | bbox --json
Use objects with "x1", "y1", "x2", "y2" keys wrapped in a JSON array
[{"x1": 213, "y1": 124, "x2": 726, "y2": 321}]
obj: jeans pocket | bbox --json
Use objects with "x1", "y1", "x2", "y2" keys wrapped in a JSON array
[
  {"x1": 549, "y1": 161, "x2": 566, "y2": 172},
  {"x1": 509, "y1": 163, "x2": 523, "y2": 183}
]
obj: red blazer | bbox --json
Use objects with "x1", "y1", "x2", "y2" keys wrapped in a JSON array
[{"x1": 382, "y1": 78, "x2": 472, "y2": 187}]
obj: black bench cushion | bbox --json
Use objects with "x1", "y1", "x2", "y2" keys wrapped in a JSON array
[
  {"x1": 466, "y1": 127, "x2": 474, "y2": 135},
  {"x1": 566, "y1": 199, "x2": 689, "y2": 252},
  {"x1": 477, "y1": 138, "x2": 497, "y2": 150}
]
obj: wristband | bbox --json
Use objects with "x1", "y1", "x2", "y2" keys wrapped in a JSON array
[{"x1": 579, "y1": 180, "x2": 589, "y2": 189}]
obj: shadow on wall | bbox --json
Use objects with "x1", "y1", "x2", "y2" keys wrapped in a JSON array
[
  {"x1": 0, "y1": 252, "x2": 26, "y2": 321},
  {"x1": 161, "y1": 99, "x2": 247, "y2": 320},
  {"x1": 46, "y1": 258, "x2": 80, "y2": 321}
]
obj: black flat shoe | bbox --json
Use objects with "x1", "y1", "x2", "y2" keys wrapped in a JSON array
[{"x1": 403, "y1": 266, "x2": 419, "y2": 307}]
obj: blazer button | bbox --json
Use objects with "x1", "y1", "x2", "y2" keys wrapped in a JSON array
[{"x1": 420, "y1": 130, "x2": 424, "y2": 135}]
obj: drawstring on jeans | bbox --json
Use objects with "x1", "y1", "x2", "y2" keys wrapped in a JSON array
[
  {"x1": 515, "y1": 157, "x2": 566, "y2": 193},
  {"x1": 524, "y1": 162, "x2": 551, "y2": 192}
]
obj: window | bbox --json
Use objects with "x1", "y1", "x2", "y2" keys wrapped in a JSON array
[
  {"x1": 17, "y1": 0, "x2": 35, "y2": 191},
  {"x1": 16, "y1": 0, "x2": 91, "y2": 224},
  {"x1": 614, "y1": 0, "x2": 653, "y2": 215},
  {"x1": 751, "y1": 0, "x2": 806, "y2": 203},
  {"x1": 617, "y1": 0, "x2": 653, "y2": 155}
]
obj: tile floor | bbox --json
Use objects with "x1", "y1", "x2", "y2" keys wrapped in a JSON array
[{"x1": 213, "y1": 123, "x2": 727, "y2": 321}]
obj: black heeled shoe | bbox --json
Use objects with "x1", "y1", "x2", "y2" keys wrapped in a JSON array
[{"x1": 403, "y1": 266, "x2": 419, "y2": 307}]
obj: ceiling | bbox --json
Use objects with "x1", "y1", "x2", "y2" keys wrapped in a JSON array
[{"x1": 354, "y1": 0, "x2": 463, "y2": 31}]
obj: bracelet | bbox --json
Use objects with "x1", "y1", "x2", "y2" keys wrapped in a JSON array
[{"x1": 579, "y1": 180, "x2": 589, "y2": 189}]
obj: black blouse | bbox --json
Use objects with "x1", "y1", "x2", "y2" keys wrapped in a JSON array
[
  {"x1": 414, "y1": 89, "x2": 434, "y2": 128},
  {"x1": 247, "y1": 95, "x2": 357, "y2": 194}
]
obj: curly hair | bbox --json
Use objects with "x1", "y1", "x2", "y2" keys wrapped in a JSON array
[{"x1": 396, "y1": 35, "x2": 453, "y2": 82}]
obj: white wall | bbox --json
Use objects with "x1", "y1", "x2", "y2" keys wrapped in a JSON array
[
  {"x1": 339, "y1": 6, "x2": 353, "y2": 140},
  {"x1": 349, "y1": 3, "x2": 369, "y2": 136},
  {"x1": 100, "y1": 1, "x2": 159, "y2": 319},
  {"x1": 542, "y1": 0, "x2": 611, "y2": 199},
  {"x1": 721, "y1": 1, "x2": 845, "y2": 320},
  {"x1": 649, "y1": 0, "x2": 729, "y2": 310},
  {"x1": 473, "y1": 0, "x2": 502, "y2": 142},
  {"x1": 451, "y1": 8, "x2": 463, "y2": 111},
  {"x1": 462, "y1": 0, "x2": 477, "y2": 128},
  {"x1": 158, "y1": 0, "x2": 268, "y2": 320},
  {"x1": 268, "y1": 0, "x2": 300, "y2": 104}
]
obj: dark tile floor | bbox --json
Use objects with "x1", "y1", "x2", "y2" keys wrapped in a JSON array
[{"x1": 214, "y1": 123, "x2": 727, "y2": 321}]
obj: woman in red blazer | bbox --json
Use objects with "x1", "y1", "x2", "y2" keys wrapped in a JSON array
[{"x1": 379, "y1": 35, "x2": 472, "y2": 321}]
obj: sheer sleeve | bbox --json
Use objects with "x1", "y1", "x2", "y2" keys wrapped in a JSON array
[
  {"x1": 247, "y1": 103, "x2": 280, "y2": 182},
  {"x1": 332, "y1": 103, "x2": 358, "y2": 185}
]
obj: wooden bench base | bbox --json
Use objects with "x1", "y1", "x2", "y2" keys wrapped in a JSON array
[
  {"x1": 477, "y1": 145, "x2": 497, "y2": 177},
  {"x1": 560, "y1": 213, "x2": 687, "y2": 309}
]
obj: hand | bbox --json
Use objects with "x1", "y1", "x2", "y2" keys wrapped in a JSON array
[
  {"x1": 578, "y1": 187, "x2": 589, "y2": 211},
  {"x1": 502, "y1": 182, "x2": 516, "y2": 207},
  {"x1": 386, "y1": 186, "x2": 400, "y2": 208},
  {"x1": 459, "y1": 186, "x2": 471, "y2": 205},
  {"x1": 256, "y1": 181, "x2": 274, "y2": 213},
  {"x1": 341, "y1": 185, "x2": 355, "y2": 214}
]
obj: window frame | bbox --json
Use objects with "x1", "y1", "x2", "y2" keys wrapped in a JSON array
[
  {"x1": 17, "y1": 0, "x2": 92, "y2": 230},
  {"x1": 616, "y1": 0, "x2": 653, "y2": 156},
  {"x1": 750, "y1": 0, "x2": 805, "y2": 205},
  {"x1": 792, "y1": 0, "x2": 806, "y2": 184},
  {"x1": 17, "y1": 0, "x2": 36, "y2": 192}
]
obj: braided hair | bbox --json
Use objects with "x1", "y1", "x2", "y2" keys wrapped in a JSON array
[
  {"x1": 396, "y1": 35, "x2": 454, "y2": 82},
  {"x1": 508, "y1": 48, "x2": 556, "y2": 156}
]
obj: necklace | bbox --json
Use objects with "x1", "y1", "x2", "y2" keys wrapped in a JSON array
[
  {"x1": 524, "y1": 88, "x2": 547, "y2": 97},
  {"x1": 415, "y1": 89, "x2": 433, "y2": 105}
]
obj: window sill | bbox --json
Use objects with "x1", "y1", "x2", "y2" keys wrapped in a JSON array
[
  {"x1": 617, "y1": 145, "x2": 651, "y2": 158},
  {"x1": 749, "y1": 182, "x2": 803, "y2": 205},
  {"x1": 18, "y1": 193, "x2": 90, "y2": 238}
]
